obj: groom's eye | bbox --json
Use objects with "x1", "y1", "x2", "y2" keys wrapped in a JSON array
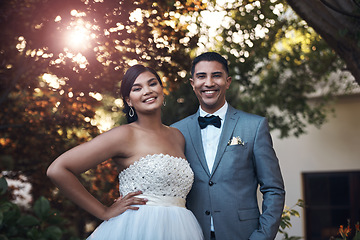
[{"x1": 212, "y1": 72, "x2": 222, "y2": 78}]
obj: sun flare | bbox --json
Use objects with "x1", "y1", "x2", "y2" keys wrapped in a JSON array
[
  {"x1": 66, "y1": 29, "x2": 88, "y2": 48},
  {"x1": 65, "y1": 24, "x2": 91, "y2": 50}
]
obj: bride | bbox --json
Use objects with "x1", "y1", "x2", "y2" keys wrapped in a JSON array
[{"x1": 47, "y1": 64, "x2": 204, "y2": 240}]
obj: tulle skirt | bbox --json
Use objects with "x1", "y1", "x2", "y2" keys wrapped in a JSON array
[{"x1": 86, "y1": 205, "x2": 204, "y2": 240}]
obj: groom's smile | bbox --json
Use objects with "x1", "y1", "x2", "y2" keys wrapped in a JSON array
[{"x1": 190, "y1": 61, "x2": 231, "y2": 114}]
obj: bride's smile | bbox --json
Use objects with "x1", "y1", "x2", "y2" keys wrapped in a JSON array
[{"x1": 126, "y1": 71, "x2": 164, "y2": 114}]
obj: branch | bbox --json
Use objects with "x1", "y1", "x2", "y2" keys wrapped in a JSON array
[{"x1": 320, "y1": 0, "x2": 360, "y2": 18}]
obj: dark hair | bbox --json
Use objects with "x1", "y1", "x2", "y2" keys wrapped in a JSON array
[
  {"x1": 191, "y1": 52, "x2": 229, "y2": 77},
  {"x1": 120, "y1": 64, "x2": 163, "y2": 123}
]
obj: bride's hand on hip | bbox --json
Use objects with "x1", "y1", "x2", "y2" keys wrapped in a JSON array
[{"x1": 103, "y1": 191, "x2": 147, "y2": 220}]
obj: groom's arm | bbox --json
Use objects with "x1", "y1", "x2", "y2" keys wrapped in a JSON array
[{"x1": 249, "y1": 118, "x2": 285, "y2": 240}]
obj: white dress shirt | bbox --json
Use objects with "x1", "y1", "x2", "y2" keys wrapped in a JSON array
[{"x1": 199, "y1": 102, "x2": 228, "y2": 173}]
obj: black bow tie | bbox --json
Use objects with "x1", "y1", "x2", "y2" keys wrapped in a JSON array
[{"x1": 198, "y1": 115, "x2": 221, "y2": 129}]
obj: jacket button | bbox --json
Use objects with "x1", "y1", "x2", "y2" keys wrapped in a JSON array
[
  {"x1": 209, "y1": 181, "x2": 214, "y2": 186},
  {"x1": 205, "y1": 210, "x2": 210, "y2": 215}
]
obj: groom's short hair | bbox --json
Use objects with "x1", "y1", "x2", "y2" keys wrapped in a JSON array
[{"x1": 191, "y1": 52, "x2": 229, "y2": 77}]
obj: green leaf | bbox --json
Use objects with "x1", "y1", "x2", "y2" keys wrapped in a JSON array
[
  {"x1": 287, "y1": 237, "x2": 302, "y2": 240},
  {"x1": 0, "y1": 178, "x2": 8, "y2": 195},
  {"x1": 45, "y1": 210, "x2": 64, "y2": 225},
  {"x1": 289, "y1": 209, "x2": 300, "y2": 217},
  {"x1": 2, "y1": 203, "x2": 21, "y2": 224},
  {"x1": 26, "y1": 227, "x2": 41, "y2": 240},
  {"x1": 296, "y1": 199, "x2": 304, "y2": 206},
  {"x1": 33, "y1": 196, "x2": 50, "y2": 220},
  {"x1": 43, "y1": 226, "x2": 63, "y2": 240},
  {"x1": 17, "y1": 214, "x2": 40, "y2": 227},
  {"x1": 0, "y1": 201, "x2": 15, "y2": 212},
  {"x1": 280, "y1": 221, "x2": 286, "y2": 229},
  {"x1": 283, "y1": 215, "x2": 291, "y2": 221}
]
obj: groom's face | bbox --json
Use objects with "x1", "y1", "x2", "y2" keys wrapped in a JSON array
[{"x1": 190, "y1": 60, "x2": 231, "y2": 114}]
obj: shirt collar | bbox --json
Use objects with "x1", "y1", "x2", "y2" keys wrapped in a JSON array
[{"x1": 199, "y1": 101, "x2": 228, "y2": 121}]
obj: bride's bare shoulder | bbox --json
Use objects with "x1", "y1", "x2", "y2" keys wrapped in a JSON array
[
  {"x1": 168, "y1": 126, "x2": 185, "y2": 145},
  {"x1": 100, "y1": 124, "x2": 136, "y2": 141},
  {"x1": 168, "y1": 126, "x2": 184, "y2": 136}
]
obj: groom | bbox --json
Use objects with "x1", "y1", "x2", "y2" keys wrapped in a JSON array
[{"x1": 172, "y1": 52, "x2": 285, "y2": 240}]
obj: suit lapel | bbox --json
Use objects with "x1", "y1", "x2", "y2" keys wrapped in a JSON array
[
  {"x1": 187, "y1": 111, "x2": 211, "y2": 176},
  {"x1": 211, "y1": 106, "x2": 240, "y2": 176}
]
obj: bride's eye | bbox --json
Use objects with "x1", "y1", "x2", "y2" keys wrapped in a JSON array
[
  {"x1": 132, "y1": 87, "x2": 141, "y2": 92},
  {"x1": 149, "y1": 81, "x2": 158, "y2": 86}
]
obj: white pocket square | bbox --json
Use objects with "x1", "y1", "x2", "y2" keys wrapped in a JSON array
[{"x1": 227, "y1": 136, "x2": 245, "y2": 146}]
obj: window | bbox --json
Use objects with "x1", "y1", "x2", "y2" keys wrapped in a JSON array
[{"x1": 302, "y1": 171, "x2": 360, "y2": 240}]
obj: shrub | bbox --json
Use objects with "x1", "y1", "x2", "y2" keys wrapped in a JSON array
[{"x1": 0, "y1": 177, "x2": 81, "y2": 240}]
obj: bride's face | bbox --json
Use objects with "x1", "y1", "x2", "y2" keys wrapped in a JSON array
[{"x1": 126, "y1": 71, "x2": 164, "y2": 115}]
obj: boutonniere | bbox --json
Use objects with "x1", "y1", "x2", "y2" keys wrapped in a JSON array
[{"x1": 227, "y1": 136, "x2": 245, "y2": 146}]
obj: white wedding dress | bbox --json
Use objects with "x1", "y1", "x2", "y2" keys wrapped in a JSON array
[{"x1": 87, "y1": 154, "x2": 204, "y2": 240}]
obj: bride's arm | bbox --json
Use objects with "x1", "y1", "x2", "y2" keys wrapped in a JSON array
[{"x1": 47, "y1": 126, "x2": 147, "y2": 220}]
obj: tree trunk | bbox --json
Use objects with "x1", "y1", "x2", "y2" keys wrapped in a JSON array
[{"x1": 286, "y1": 0, "x2": 360, "y2": 85}]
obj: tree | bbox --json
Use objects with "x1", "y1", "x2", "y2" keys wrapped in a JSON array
[
  {"x1": 2, "y1": 0, "x2": 358, "y2": 236},
  {"x1": 187, "y1": 0, "x2": 357, "y2": 137},
  {"x1": 0, "y1": 0, "x2": 204, "y2": 237},
  {"x1": 286, "y1": 0, "x2": 360, "y2": 85}
]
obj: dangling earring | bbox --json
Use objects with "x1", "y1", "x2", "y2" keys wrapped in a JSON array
[
  {"x1": 163, "y1": 100, "x2": 166, "y2": 107},
  {"x1": 129, "y1": 106, "x2": 134, "y2": 117}
]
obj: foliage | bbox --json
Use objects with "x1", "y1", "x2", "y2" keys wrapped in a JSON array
[
  {"x1": 0, "y1": 177, "x2": 81, "y2": 240},
  {"x1": 332, "y1": 220, "x2": 360, "y2": 240},
  {"x1": 0, "y1": 0, "x2": 203, "y2": 236},
  {"x1": 286, "y1": 0, "x2": 360, "y2": 85},
  {"x1": 195, "y1": 0, "x2": 357, "y2": 138},
  {"x1": 1, "y1": 0, "x2": 358, "y2": 236},
  {"x1": 278, "y1": 199, "x2": 304, "y2": 240}
]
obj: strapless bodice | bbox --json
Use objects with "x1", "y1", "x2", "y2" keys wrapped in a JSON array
[
  {"x1": 118, "y1": 154, "x2": 194, "y2": 207},
  {"x1": 88, "y1": 154, "x2": 203, "y2": 239}
]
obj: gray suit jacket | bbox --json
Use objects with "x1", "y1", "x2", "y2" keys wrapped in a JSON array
[{"x1": 172, "y1": 105, "x2": 285, "y2": 240}]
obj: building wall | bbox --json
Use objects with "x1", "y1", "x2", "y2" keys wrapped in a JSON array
[{"x1": 273, "y1": 94, "x2": 360, "y2": 238}]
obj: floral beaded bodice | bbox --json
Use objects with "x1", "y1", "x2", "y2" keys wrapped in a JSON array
[{"x1": 118, "y1": 154, "x2": 194, "y2": 199}]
